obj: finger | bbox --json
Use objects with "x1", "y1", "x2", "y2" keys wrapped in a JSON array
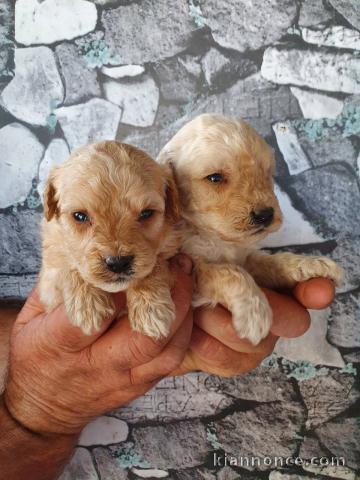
[
  {"x1": 181, "y1": 326, "x2": 267, "y2": 377},
  {"x1": 91, "y1": 254, "x2": 193, "y2": 369},
  {"x1": 263, "y1": 288, "x2": 311, "y2": 338},
  {"x1": 293, "y1": 277, "x2": 335, "y2": 310},
  {"x1": 193, "y1": 304, "x2": 278, "y2": 354},
  {"x1": 129, "y1": 308, "x2": 193, "y2": 384}
]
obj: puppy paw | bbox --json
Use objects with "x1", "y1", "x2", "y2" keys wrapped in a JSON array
[
  {"x1": 129, "y1": 297, "x2": 176, "y2": 340},
  {"x1": 289, "y1": 256, "x2": 344, "y2": 287},
  {"x1": 231, "y1": 292, "x2": 272, "y2": 345},
  {"x1": 66, "y1": 292, "x2": 115, "y2": 335}
]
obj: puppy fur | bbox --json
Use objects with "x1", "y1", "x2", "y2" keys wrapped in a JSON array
[
  {"x1": 39, "y1": 141, "x2": 181, "y2": 339},
  {"x1": 157, "y1": 114, "x2": 343, "y2": 345}
]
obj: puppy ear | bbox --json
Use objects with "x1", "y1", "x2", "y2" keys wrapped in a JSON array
[
  {"x1": 163, "y1": 165, "x2": 181, "y2": 223},
  {"x1": 43, "y1": 169, "x2": 59, "y2": 221}
]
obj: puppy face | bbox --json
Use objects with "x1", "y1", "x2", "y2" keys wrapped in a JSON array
[
  {"x1": 158, "y1": 114, "x2": 282, "y2": 245},
  {"x1": 43, "y1": 141, "x2": 179, "y2": 292}
]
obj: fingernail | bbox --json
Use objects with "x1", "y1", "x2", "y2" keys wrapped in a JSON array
[{"x1": 174, "y1": 254, "x2": 193, "y2": 275}]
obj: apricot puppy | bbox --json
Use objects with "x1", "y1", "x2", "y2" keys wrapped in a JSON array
[
  {"x1": 157, "y1": 114, "x2": 343, "y2": 345},
  {"x1": 39, "y1": 141, "x2": 180, "y2": 339}
]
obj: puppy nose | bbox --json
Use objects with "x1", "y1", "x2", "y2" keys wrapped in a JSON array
[
  {"x1": 251, "y1": 207, "x2": 274, "y2": 227},
  {"x1": 105, "y1": 255, "x2": 134, "y2": 274}
]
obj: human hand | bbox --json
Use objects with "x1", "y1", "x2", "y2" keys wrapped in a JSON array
[
  {"x1": 4, "y1": 255, "x2": 193, "y2": 436},
  {"x1": 173, "y1": 277, "x2": 335, "y2": 377}
]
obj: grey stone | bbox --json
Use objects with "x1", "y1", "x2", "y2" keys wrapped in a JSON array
[
  {"x1": 92, "y1": 447, "x2": 128, "y2": 480},
  {"x1": 301, "y1": 26, "x2": 360, "y2": 50},
  {"x1": 155, "y1": 104, "x2": 184, "y2": 129},
  {"x1": 295, "y1": 129, "x2": 357, "y2": 170},
  {"x1": 55, "y1": 98, "x2": 122, "y2": 151},
  {"x1": 0, "y1": 123, "x2": 44, "y2": 208},
  {"x1": 217, "y1": 467, "x2": 245, "y2": 480},
  {"x1": 37, "y1": 139, "x2": 70, "y2": 200},
  {"x1": 131, "y1": 468, "x2": 169, "y2": 479},
  {"x1": 275, "y1": 309, "x2": 345, "y2": 368},
  {"x1": 0, "y1": 0, "x2": 14, "y2": 81},
  {"x1": 155, "y1": 56, "x2": 199, "y2": 103},
  {"x1": 299, "y1": 435, "x2": 328, "y2": 459},
  {"x1": 0, "y1": 274, "x2": 37, "y2": 300},
  {"x1": 269, "y1": 473, "x2": 312, "y2": 480},
  {"x1": 120, "y1": 128, "x2": 160, "y2": 159},
  {"x1": 101, "y1": 65, "x2": 145, "y2": 79},
  {"x1": 55, "y1": 43, "x2": 101, "y2": 106},
  {"x1": 59, "y1": 447, "x2": 97, "y2": 480},
  {"x1": 199, "y1": 0, "x2": 297, "y2": 52},
  {"x1": 273, "y1": 121, "x2": 311, "y2": 175},
  {"x1": 328, "y1": 0, "x2": 360, "y2": 31},
  {"x1": 131, "y1": 420, "x2": 208, "y2": 469},
  {"x1": 102, "y1": 0, "x2": 198, "y2": 64},
  {"x1": 298, "y1": 0, "x2": 333, "y2": 27},
  {"x1": 201, "y1": 48, "x2": 257, "y2": 89},
  {"x1": 299, "y1": 370, "x2": 360, "y2": 428},
  {"x1": 290, "y1": 87, "x2": 344, "y2": 120},
  {"x1": 331, "y1": 235, "x2": 360, "y2": 293},
  {"x1": 113, "y1": 373, "x2": 233, "y2": 423},
  {"x1": 328, "y1": 290, "x2": 360, "y2": 348},
  {"x1": 344, "y1": 351, "x2": 360, "y2": 363},
  {"x1": 289, "y1": 163, "x2": 360, "y2": 237},
  {"x1": 214, "y1": 402, "x2": 306, "y2": 470},
  {"x1": 316, "y1": 417, "x2": 360, "y2": 469},
  {"x1": 1, "y1": 47, "x2": 64, "y2": 126},
  {"x1": 0, "y1": 210, "x2": 42, "y2": 275},
  {"x1": 262, "y1": 47, "x2": 360, "y2": 94},
  {"x1": 104, "y1": 75, "x2": 159, "y2": 127},
  {"x1": 78, "y1": 416, "x2": 129, "y2": 447},
  {"x1": 15, "y1": 0, "x2": 97, "y2": 46}
]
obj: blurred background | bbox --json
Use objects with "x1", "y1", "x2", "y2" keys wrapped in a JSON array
[{"x1": 0, "y1": 0, "x2": 359, "y2": 478}]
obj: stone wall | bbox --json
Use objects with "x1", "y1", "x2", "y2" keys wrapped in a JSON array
[{"x1": 0, "y1": 1, "x2": 359, "y2": 479}]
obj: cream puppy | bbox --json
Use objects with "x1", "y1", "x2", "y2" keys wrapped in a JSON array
[
  {"x1": 157, "y1": 114, "x2": 343, "y2": 345},
  {"x1": 39, "y1": 141, "x2": 180, "y2": 339}
]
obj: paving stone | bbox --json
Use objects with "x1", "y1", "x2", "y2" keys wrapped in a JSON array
[
  {"x1": 55, "y1": 43, "x2": 101, "y2": 106},
  {"x1": 1, "y1": 47, "x2": 64, "y2": 126},
  {"x1": 155, "y1": 104, "x2": 184, "y2": 129},
  {"x1": 343, "y1": 351, "x2": 360, "y2": 364},
  {"x1": 259, "y1": 184, "x2": 324, "y2": 248},
  {"x1": 298, "y1": 0, "x2": 334, "y2": 27},
  {"x1": 301, "y1": 26, "x2": 360, "y2": 50},
  {"x1": 299, "y1": 435, "x2": 328, "y2": 459},
  {"x1": 273, "y1": 121, "x2": 311, "y2": 175},
  {"x1": 59, "y1": 447, "x2": 98, "y2": 480},
  {"x1": 15, "y1": 0, "x2": 97, "y2": 46},
  {"x1": 0, "y1": 210, "x2": 42, "y2": 275},
  {"x1": 290, "y1": 87, "x2": 344, "y2": 120},
  {"x1": 269, "y1": 473, "x2": 312, "y2": 480},
  {"x1": 330, "y1": 235, "x2": 360, "y2": 293},
  {"x1": 102, "y1": 0, "x2": 198, "y2": 64},
  {"x1": 315, "y1": 417, "x2": 360, "y2": 470},
  {"x1": 175, "y1": 467, "x2": 216, "y2": 480},
  {"x1": 55, "y1": 98, "x2": 122, "y2": 151},
  {"x1": 131, "y1": 420, "x2": 208, "y2": 469},
  {"x1": 101, "y1": 65, "x2": 145, "y2": 79},
  {"x1": 214, "y1": 402, "x2": 306, "y2": 470},
  {"x1": 92, "y1": 447, "x2": 129, "y2": 480},
  {"x1": 275, "y1": 309, "x2": 345, "y2": 368},
  {"x1": 262, "y1": 47, "x2": 360, "y2": 94},
  {"x1": 0, "y1": 123, "x2": 44, "y2": 208},
  {"x1": 201, "y1": 48, "x2": 258, "y2": 90},
  {"x1": 78, "y1": 416, "x2": 129, "y2": 447},
  {"x1": 37, "y1": 139, "x2": 70, "y2": 200},
  {"x1": 299, "y1": 370, "x2": 360, "y2": 428},
  {"x1": 0, "y1": 0, "x2": 14, "y2": 82},
  {"x1": 328, "y1": 290, "x2": 360, "y2": 348},
  {"x1": 328, "y1": 0, "x2": 360, "y2": 31},
  {"x1": 289, "y1": 163, "x2": 360, "y2": 237},
  {"x1": 113, "y1": 373, "x2": 234, "y2": 423},
  {"x1": 154, "y1": 56, "x2": 199, "y2": 103},
  {"x1": 104, "y1": 75, "x2": 159, "y2": 127},
  {"x1": 199, "y1": 0, "x2": 297, "y2": 52},
  {"x1": 121, "y1": 128, "x2": 160, "y2": 160}
]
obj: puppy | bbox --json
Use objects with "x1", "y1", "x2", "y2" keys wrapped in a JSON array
[
  {"x1": 39, "y1": 141, "x2": 181, "y2": 339},
  {"x1": 157, "y1": 114, "x2": 343, "y2": 345}
]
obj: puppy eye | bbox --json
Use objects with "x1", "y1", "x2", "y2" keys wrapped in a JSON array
[
  {"x1": 205, "y1": 173, "x2": 224, "y2": 183},
  {"x1": 73, "y1": 211, "x2": 89, "y2": 223},
  {"x1": 138, "y1": 209, "x2": 154, "y2": 221}
]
